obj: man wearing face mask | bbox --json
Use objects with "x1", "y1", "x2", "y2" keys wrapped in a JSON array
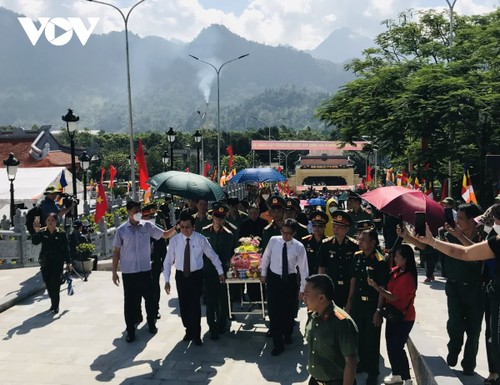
[{"x1": 112, "y1": 200, "x2": 177, "y2": 343}]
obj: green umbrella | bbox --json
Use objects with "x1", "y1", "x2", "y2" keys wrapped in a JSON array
[{"x1": 147, "y1": 171, "x2": 225, "y2": 201}]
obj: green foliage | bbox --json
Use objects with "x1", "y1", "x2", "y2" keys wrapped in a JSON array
[{"x1": 75, "y1": 243, "x2": 95, "y2": 261}]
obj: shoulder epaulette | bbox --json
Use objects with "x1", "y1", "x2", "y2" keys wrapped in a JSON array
[
  {"x1": 354, "y1": 250, "x2": 363, "y2": 256},
  {"x1": 334, "y1": 309, "x2": 346, "y2": 320},
  {"x1": 346, "y1": 236, "x2": 359, "y2": 245},
  {"x1": 222, "y1": 226, "x2": 233, "y2": 234},
  {"x1": 202, "y1": 224, "x2": 212, "y2": 231},
  {"x1": 264, "y1": 222, "x2": 274, "y2": 230},
  {"x1": 322, "y1": 236, "x2": 334, "y2": 243},
  {"x1": 375, "y1": 249, "x2": 386, "y2": 262},
  {"x1": 298, "y1": 222, "x2": 308, "y2": 230},
  {"x1": 226, "y1": 221, "x2": 237, "y2": 231},
  {"x1": 302, "y1": 234, "x2": 313, "y2": 241}
]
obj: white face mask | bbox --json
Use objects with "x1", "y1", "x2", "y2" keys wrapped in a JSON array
[
  {"x1": 261, "y1": 194, "x2": 270, "y2": 201},
  {"x1": 493, "y1": 224, "x2": 500, "y2": 235},
  {"x1": 146, "y1": 218, "x2": 156, "y2": 225},
  {"x1": 329, "y1": 206, "x2": 337, "y2": 214},
  {"x1": 132, "y1": 212, "x2": 142, "y2": 222}
]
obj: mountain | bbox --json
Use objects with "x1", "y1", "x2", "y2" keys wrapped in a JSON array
[
  {"x1": 0, "y1": 7, "x2": 355, "y2": 132},
  {"x1": 309, "y1": 27, "x2": 374, "y2": 63}
]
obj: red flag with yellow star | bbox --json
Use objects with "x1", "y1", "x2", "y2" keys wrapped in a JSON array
[{"x1": 94, "y1": 168, "x2": 108, "y2": 223}]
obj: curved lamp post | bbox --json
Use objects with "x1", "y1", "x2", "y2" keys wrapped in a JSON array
[
  {"x1": 86, "y1": 0, "x2": 146, "y2": 200},
  {"x1": 78, "y1": 151, "x2": 91, "y2": 203},
  {"x1": 3, "y1": 153, "x2": 20, "y2": 223},
  {"x1": 194, "y1": 130, "x2": 202, "y2": 174},
  {"x1": 62, "y1": 108, "x2": 79, "y2": 218},
  {"x1": 167, "y1": 127, "x2": 176, "y2": 171},
  {"x1": 189, "y1": 53, "x2": 249, "y2": 181}
]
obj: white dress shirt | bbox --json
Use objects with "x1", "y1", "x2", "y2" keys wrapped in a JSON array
[
  {"x1": 163, "y1": 231, "x2": 223, "y2": 283},
  {"x1": 261, "y1": 235, "x2": 309, "y2": 292}
]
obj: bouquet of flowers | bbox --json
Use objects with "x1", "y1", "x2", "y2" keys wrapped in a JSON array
[
  {"x1": 234, "y1": 236, "x2": 261, "y2": 253},
  {"x1": 229, "y1": 236, "x2": 262, "y2": 279}
]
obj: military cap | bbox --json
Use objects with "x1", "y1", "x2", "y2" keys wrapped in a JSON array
[
  {"x1": 268, "y1": 195, "x2": 285, "y2": 208},
  {"x1": 141, "y1": 203, "x2": 158, "y2": 217},
  {"x1": 347, "y1": 191, "x2": 362, "y2": 202},
  {"x1": 441, "y1": 197, "x2": 455, "y2": 206},
  {"x1": 331, "y1": 211, "x2": 352, "y2": 226},
  {"x1": 43, "y1": 185, "x2": 62, "y2": 195},
  {"x1": 356, "y1": 220, "x2": 374, "y2": 232},
  {"x1": 309, "y1": 210, "x2": 329, "y2": 224},
  {"x1": 212, "y1": 202, "x2": 229, "y2": 218},
  {"x1": 285, "y1": 197, "x2": 301, "y2": 211},
  {"x1": 227, "y1": 196, "x2": 240, "y2": 206}
]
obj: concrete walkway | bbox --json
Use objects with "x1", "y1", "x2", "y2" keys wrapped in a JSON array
[{"x1": 0, "y1": 265, "x2": 488, "y2": 385}]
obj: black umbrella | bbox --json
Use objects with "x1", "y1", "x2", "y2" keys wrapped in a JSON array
[{"x1": 147, "y1": 171, "x2": 225, "y2": 201}]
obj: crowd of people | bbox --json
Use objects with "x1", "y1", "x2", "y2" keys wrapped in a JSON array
[{"x1": 31, "y1": 184, "x2": 500, "y2": 385}]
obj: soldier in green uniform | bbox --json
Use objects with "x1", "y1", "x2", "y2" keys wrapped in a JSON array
[
  {"x1": 346, "y1": 228, "x2": 389, "y2": 385},
  {"x1": 302, "y1": 211, "x2": 329, "y2": 276},
  {"x1": 193, "y1": 199, "x2": 212, "y2": 232},
  {"x1": 226, "y1": 197, "x2": 248, "y2": 238},
  {"x1": 440, "y1": 203, "x2": 485, "y2": 375},
  {"x1": 303, "y1": 274, "x2": 358, "y2": 385},
  {"x1": 200, "y1": 202, "x2": 236, "y2": 340},
  {"x1": 261, "y1": 195, "x2": 286, "y2": 250},
  {"x1": 318, "y1": 211, "x2": 359, "y2": 309},
  {"x1": 346, "y1": 192, "x2": 373, "y2": 237},
  {"x1": 283, "y1": 197, "x2": 310, "y2": 242}
]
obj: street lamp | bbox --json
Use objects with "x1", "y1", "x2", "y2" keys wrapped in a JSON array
[
  {"x1": 194, "y1": 130, "x2": 202, "y2": 174},
  {"x1": 253, "y1": 116, "x2": 284, "y2": 167},
  {"x1": 78, "y1": 151, "x2": 90, "y2": 203},
  {"x1": 167, "y1": 127, "x2": 176, "y2": 171},
  {"x1": 162, "y1": 150, "x2": 170, "y2": 172},
  {"x1": 62, "y1": 108, "x2": 79, "y2": 218},
  {"x1": 3, "y1": 153, "x2": 20, "y2": 223},
  {"x1": 189, "y1": 53, "x2": 250, "y2": 181},
  {"x1": 86, "y1": 0, "x2": 146, "y2": 200}
]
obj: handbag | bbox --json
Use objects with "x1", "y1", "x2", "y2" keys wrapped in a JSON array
[{"x1": 380, "y1": 304, "x2": 405, "y2": 323}]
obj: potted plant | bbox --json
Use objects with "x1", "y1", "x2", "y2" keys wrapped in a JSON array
[{"x1": 74, "y1": 243, "x2": 95, "y2": 274}]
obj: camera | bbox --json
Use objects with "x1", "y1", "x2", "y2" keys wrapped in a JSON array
[{"x1": 60, "y1": 193, "x2": 80, "y2": 208}]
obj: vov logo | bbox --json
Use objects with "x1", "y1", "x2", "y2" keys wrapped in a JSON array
[{"x1": 18, "y1": 17, "x2": 99, "y2": 46}]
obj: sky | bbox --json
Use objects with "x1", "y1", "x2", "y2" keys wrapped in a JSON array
[{"x1": 1, "y1": 0, "x2": 498, "y2": 50}]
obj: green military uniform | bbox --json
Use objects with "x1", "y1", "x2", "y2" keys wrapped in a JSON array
[
  {"x1": 347, "y1": 209, "x2": 373, "y2": 237},
  {"x1": 443, "y1": 232, "x2": 485, "y2": 373},
  {"x1": 349, "y1": 249, "x2": 389, "y2": 382},
  {"x1": 225, "y1": 210, "x2": 247, "y2": 233},
  {"x1": 193, "y1": 212, "x2": 212, "y2": 233},
  {"x1": 302, "y1": 234, "x2": 325, "y2": 276},
  {"x1": 294, "y1": 221, "x2": 310, "y2": 243},
  {"x1": 305, "y1": 302, "x2": 359, "y2": 384},
  {"x1": 318, "y1": 236, "x2": 358, "y2": 308},
  {"x1": 262, "y1": 220, "x2": 282, "y2": 250},
  {"x1": 201, "y1": 221, "x2": 236, "y2": 339}
]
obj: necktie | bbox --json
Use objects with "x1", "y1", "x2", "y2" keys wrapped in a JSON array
[
  {"x1": 282, "y1": 242, "x2": 288, "y2": 278},
  {"x1": 183, "y1": 238, "x2": 191, "y2": 277}
]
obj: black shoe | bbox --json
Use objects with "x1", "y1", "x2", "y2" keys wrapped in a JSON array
[
  {"x1": 53, "y1": 308, "x2": 59, "y2": 314},
  {"x1": 194, "y1": 338, "x2": 203, "y2": 346},
  {"x1": 148, "y1": 325, "x2": 158, "y2": 334},
  {"x1": 182, "y1": 334, "x2": 192, "y2": 341},
  {"x1": 446, "y1": 353, "x2": 458, "y2": 367},
  {"x1": 271, "y1": 346, "x2": 284, "y2": 356},
  {"x1": 284, "y1": 335, "x2": 292, "y2": 345},
  {"x1": 126, "y1": 331, "x2": 136, "y2": 343}
]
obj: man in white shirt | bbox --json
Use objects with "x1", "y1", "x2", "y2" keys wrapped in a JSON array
[
  {"x1": 261, "y1": 218, "x2": 309, "y2": 356},
  {"x1": 163, "y1": 210, "x2": 225, "y2": 346}
]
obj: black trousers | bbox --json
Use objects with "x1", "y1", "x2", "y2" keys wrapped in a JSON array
[
  {"x1": 267, "y1": 271, "x2": 298, "y2": 349},
  {"x1": 41, "y1": 262, "x2": 63, "y2": 310},
  {"x1": 485, "y1": 289, "x2": 500, "y2": 374},
  {"x1": 122, "y1": 271, "x2": 156, "y2": 333},
  {"x1": 151, "y1": 259, "x2": 162, "y2": 312},
  {"x1": 175, "y1": 269, "x2": 203, "y2": 339},
  {"x1": 386, "y1": 320, "x2": 414, "y2": 380}
]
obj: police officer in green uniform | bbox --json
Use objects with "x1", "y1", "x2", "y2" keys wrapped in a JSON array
[
  {"x1": 346, "y1": 192, "x2": 373, "y2": 237},
  {"x1": 346, "y1": 228, "x2": 389, "y2": 385},
  {"x1": 262, "y1": 195, "x2": 286, "y2": 250},
  {"x1": 302, "y1": 211, "x2": 329, "y2": 276},
  {"x1": 193, "y1": 199, "x2": 212, "y2": 232},
  {"x1": 284, "y1": 197, "x2": 310, "y2": 242},
  {"x1": 201, "y1": 202, "x2": 236, "y2": 340},
  {"x1": 440, "y1": 203, "x2": 485, "y2": 375},
  {"x1": 303, "y1": 274, "x2": 358, "y2": 385},
  {"x1": 318, "y1": 211, "x2": 359, "y2": 308}
]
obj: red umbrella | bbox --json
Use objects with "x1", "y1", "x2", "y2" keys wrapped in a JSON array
[{"x1": 361, "y1": 186, "x2": 445, "y2": 234}]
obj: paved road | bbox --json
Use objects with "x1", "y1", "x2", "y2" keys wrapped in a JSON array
[{"x1": 0, "y1": 267, "x2": 411, "y2": 385}]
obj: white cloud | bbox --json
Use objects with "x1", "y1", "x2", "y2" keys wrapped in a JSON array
[{"x1": 1, "y1": 0, "x2": 497, "y2": 50}]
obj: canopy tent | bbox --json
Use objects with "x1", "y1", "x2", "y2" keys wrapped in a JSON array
[{"x1": 0, "y1": 167, "x2": 83, "y2": 214}]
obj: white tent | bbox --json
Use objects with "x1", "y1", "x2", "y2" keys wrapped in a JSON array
[{"x1": 0, "y1": 167, "x2": 83, "y2": 214}]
